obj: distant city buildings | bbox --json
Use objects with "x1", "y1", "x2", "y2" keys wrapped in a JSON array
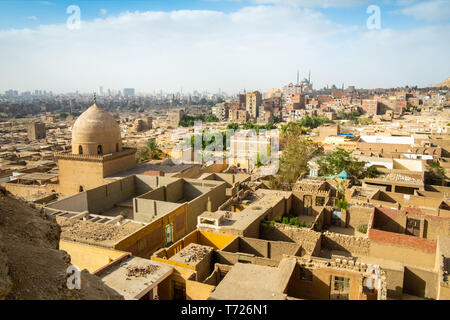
[
  {"x1": 246, "y1": 91, "x2": 262, "y2": 120},
  {"x1": 1, "y1": 78, "x2": 450, "y2": 301},
  {"x1": 123, "y1": 88, "x2": 135, "y2": 97}
]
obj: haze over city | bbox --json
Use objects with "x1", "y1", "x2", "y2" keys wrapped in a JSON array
[{"x1": 0, "y1": 0, "x2": 449, "y2": 93}]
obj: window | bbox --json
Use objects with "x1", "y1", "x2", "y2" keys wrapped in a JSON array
[
  {"x1": 406, "y1": 218, "x2": 420, "y2": 237},
  {"x1": 78, "y1": 145, "x2": 83, "y2": 155},
  {"x1": 300, "y1": 268, "x2": 313, "y2": 282},
  {"x1": 116, "y1": 143, "x2": 119, "y2": 152},
  {"x1": 97, "y1": 145, "x2": 103, "y2": 155},
  {"x1": 333, "y1": 276, "x2": 350, "y2": 293},
  {"x1": 316, "y1": 197, "x2": 325, "y2": 206},
  {"x1": 79, "y1": 186, "x2": 84, "y2": 192}
]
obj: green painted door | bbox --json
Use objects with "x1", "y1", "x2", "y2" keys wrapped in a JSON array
[{"x1": 165, "y1": 224, "x2": 173, "y2": 247}]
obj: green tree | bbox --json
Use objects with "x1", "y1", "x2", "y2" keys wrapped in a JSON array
[
  {"x1": 364, "y1": 165, "x2": 379, "y2": 178},
  {"x1": 336, "y1": 198, "x2": 349, "y2": 211},
  {"x1": 205, "y1": 114, "x2": 219, "y2": 122},
  {"x1": 337, "y1": 110, "x2": 360, "y2": 121},
  {"x1": 264, "y1": 123, "x2": 277, "y2": 130},
  {"x1": 145, "y1": 139, "x2": 162, "y2": 160},
  {"x1": 317, "y1": 148, "x2": 366, "y2": 179},
  {"x1": 281, "y1": 122, "x2": 302, "y2": 137},
  {"x1": 271, "y1": 127, "x2": 324, "y2": 189},
  {"x1": 227, "y1": 123, "x2": 239, "y2": 130},
  {"x1": 427, "y1": 161, "x2": 446, "y2": 186},
  {"x1": 298, "y1": 115, "x2": 333, "y2": 129},
  {"x1": 242, "y1": 122, "x2": 255, "y2": 130}
]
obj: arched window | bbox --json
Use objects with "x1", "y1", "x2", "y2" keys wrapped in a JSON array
[
  {"x1": 97, "y1": 145, "x2": 103, "y2": 155},
  {"x1": 78, "y1": 145, "x2": 83, "y2": 155},
  {"x1": 79, "y1": 186, "x2": 84, "y2": 192},
  {"x1": 116, "y1": 143, "x2": 119, "y2": 152}
]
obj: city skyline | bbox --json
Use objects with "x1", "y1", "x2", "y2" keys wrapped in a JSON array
[{"x1": 0, "y1": 0, "x2": 449, "y2": 93}]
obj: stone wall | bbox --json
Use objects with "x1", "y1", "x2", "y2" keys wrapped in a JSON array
[
  {"x1": 260, "y1": 222, "x2": 321, "y2": 255},
  {"x1": 287, "y1": 256, "x2": 388, "y2": 300},
  {"x1": 347, "y1": 206, "x2": 373, "y2": 230},
  {"x1": 322, "y1": 231, "x2": 370, "y2": 257}
]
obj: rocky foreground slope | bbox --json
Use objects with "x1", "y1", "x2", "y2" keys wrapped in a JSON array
[{"x1": 0, "y1": 190, "x2": 123, "y2": 300}]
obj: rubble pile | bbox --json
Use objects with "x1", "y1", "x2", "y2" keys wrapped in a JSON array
[
  {"x1": 380, "y1": 173, "x2": 421, "y2": 183},
  {"x1": 126, "y1": 265, "x2": 160, "y2": 278},
  {"x1": 178, "y1": 244, "x2": 211, "y2": 263}
]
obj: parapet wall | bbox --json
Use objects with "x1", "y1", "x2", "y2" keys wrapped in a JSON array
[
  {"x1": 322, "y1": 231, "x2": 371, "y2": 257},
  {"x1": 260, "y1": 222, "x2": 321, "y2": 255}
]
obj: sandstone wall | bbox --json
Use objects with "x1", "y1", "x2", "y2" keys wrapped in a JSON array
[
  {"x1": 260, "y1": 222, "x2": 321, "y2": 255},
  {"x1": 322, "y1": 231, "x2": 370, "y2": 257}
]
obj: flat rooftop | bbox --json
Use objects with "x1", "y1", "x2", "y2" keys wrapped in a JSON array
[
  {"x1": 56, "y1": 216, "x2": 145, "y2": 248},
  {"x1": 97, "y1": 256, "x2": 173, "y2": 300},
  {"x1": 366, "y1": 173, "x2": 424, "y2": 186},
  {"x1": 208, "y1": 263, "x2": 288, "y2": 300},
  {"x1": 199, "y1": 189, "x2": 291, "y2": 233},
  {"x1": 107, "y1": 160, "x2": 199, "y2": 178},
  {"x1": 12, "y1": 172, "x2": 58, "y2": 181}
]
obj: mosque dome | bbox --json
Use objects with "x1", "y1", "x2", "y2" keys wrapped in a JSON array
[{"x1": 71, "y1": 99, "x2": 122, "y2": 155}]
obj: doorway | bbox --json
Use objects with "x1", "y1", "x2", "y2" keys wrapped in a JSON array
[
  {"x1": 303, "y1": 195, "x2": 312, "y2": 215},
  {"x1": 165, "y1": 223, "x2": 173, "y2": 247},
  {"x1": 173, "y1": 281, "x2": 186, "y2": 300},
  {"x1": 331, "y1": 210, "x2": 342, "y2": 226}
]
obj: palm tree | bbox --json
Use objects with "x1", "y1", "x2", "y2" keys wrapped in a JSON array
[{"x1": 145, "y1": 139, "x2": 162, "y2": 160}]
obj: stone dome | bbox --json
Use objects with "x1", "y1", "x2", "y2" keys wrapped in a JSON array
[{"x1": 71, "y1": 102, "x2": 122, "y2": 155}]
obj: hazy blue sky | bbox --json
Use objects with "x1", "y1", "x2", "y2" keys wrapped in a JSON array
[{"x1": 0, "y1": 0, "x2": 449, "y2": 93}]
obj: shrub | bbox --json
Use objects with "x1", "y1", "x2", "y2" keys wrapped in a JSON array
[
  {"x1": 357, "y1": 224, "x2": 368, "y2": 234},
  {"x1": 336, "y1": 198, "x2": 348, "y2": 211},
  {"x1": 287, "y1": 208, "x2": 296, "y2": 218}
]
